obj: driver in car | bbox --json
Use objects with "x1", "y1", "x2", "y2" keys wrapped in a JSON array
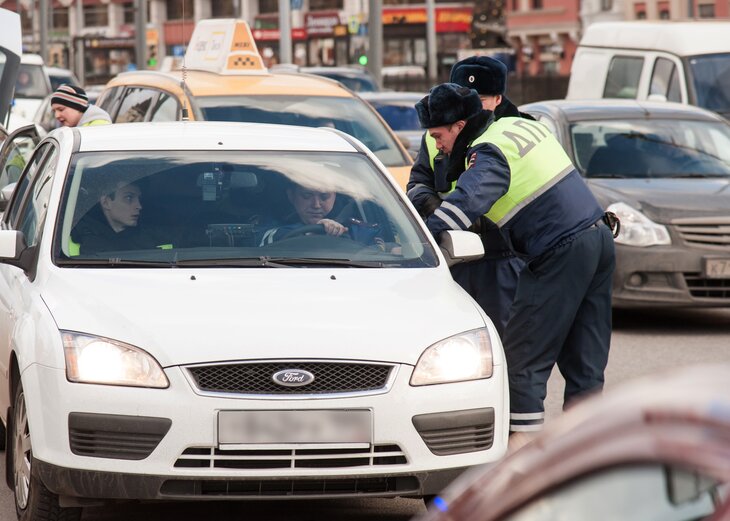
[{"x1": 259, "y1": 183, "x2": 348, "y2": 244}]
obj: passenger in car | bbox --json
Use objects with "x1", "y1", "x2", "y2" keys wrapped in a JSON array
[
  {"x1": 71, "y1": 177, "x2": 163, "y2": 254},
  {"x1": 259, "y1": 183, "x2": 348, "y2": 244}
]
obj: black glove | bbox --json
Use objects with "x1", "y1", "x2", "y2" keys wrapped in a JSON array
[{"x1": 420, "y1": 194, "x2": 442, "y2": 218}]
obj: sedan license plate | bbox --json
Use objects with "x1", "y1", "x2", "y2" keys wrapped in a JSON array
[
  {"x1": 704, "y1": 258, "x2": 730, "y2": 279},
  {"x1": 218, "y1": 410, "x2": 372, "y2": 446}
]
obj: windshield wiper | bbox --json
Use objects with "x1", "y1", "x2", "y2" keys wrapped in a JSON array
[
  {"x1": 56, "y1": 258, "x2": 175, "y2": 267},
  {"x1": 173, "y1": 256, "x2": 385, "y2": 268}
]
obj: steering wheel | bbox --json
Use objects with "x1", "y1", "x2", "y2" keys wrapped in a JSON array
[{"x1": 281, "y1": 224, "x2": 327, "y2": 240}]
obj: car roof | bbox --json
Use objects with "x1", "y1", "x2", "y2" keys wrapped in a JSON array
[
  {"x1": 106, "y1": 69, "x2": 352, "y2": 98},
  {"x1": 65, "y1": 121, "x2": 359, "y2": 153},
  {"x1": 20, "y1": 53, "x2": 44, "y2": 65},
  {"x1": 520, "y1": 99, "x2": 728, "y2": 124},
  {"x1": 579, "y1": 21, "x2": 730, "y2": 57}
]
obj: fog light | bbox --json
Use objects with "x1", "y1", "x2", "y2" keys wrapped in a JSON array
[{"x1": 628, "y1": 273, "x2": 645, "y2": 287}]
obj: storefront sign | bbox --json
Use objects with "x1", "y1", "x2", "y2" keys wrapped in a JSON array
[
  {"x1": 252, "y1": 27, "x2": 308, "y2": 42},
  {"x1": 382, "y1": 6, "x2": 473, "y2": 33},
  {"x1": 305, "y1": 11, "x2": 342, "y2": 37}
]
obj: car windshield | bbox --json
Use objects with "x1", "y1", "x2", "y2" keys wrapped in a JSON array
[
  {"x1": 48, "y1": 71, "x2": 80, "y2": 91},
  {"x1": 688, "y1": 53, "x2": 730, "y2": 116},
  {"x1": 570, "y1": 118, "x2": 730, "y2": 178},
  {"x1": 53, "y1": 151, "x2": 438, "y2": 268},
  {"x1": 196, "y1": 95, "x2": 409, "y2": 167},
  {"x1": 15, "y1": 63, "x2": 48, "y2": 98},
  {"x1": 369, "y1": 100, "x2": 421, "y2": 132},
  {"x1": 312, "y1": 72, "x2": 379, "y2": 93}
]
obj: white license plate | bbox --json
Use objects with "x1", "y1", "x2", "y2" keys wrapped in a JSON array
[
  {"x1": 218, "y1": 410, "x2": 372, "y2": 446},
  {"x1": 704, "y1": 258, "x2": 730, "y2": 279}
]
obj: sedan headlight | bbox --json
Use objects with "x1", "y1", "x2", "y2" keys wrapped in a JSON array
[
  {"x1": 411, "y1": 328, "x2": 493, "y2": 386},
  {"x1": 607, "y1": 202, "x2": 671, "y2": 247},
  {"x1": 62, "y1": 332, "x2": 169, "y2": 388}
]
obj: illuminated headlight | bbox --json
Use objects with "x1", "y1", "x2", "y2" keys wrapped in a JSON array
[
  {"x1": 62, "y1": 332, "x2": 169, "y2": 388},
  {"x1": 411, "y1": 329, "x2": 493, "y2": 386},
  {"x1": 608, "y1": 202, "x2": 671, "y2": 247}
]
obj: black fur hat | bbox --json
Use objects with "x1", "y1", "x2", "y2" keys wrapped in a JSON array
[
  {"x1": 415, "y1": 83, "x2": 482, "y2": 129},
  {"x1": 450, "y1": 56, "x2": 507, "y2": 96}
]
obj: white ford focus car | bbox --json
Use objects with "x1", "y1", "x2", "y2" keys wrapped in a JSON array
[{"x1": 0, "y1": 121, "x2": 507, "y2": 520}]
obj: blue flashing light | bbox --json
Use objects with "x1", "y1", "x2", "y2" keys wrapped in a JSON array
[{"x1": 433, "y1": 496, "x2": 449, "y2": 512}]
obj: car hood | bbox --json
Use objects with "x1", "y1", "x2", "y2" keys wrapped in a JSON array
[
  {"x1": 42, "y1": 268, "x2": 486, "y2": 367},
  {"x1": 588, "y1": 178, "x2": 730, "y2": 222}
]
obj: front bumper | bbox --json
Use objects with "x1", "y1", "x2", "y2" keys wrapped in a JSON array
[
  {"x1": 22, "y1": 362, "x2": 508, "y2": 501},
  {"x1": 612, "y1": 243, "x2": 730, "y2": 308}
]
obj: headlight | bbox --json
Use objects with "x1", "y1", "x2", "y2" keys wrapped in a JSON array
[
  {"x1": 411, "y1": 328, "x2": 493, "y2": 386},
  {"x1": 62, "y1": 332, "x2": 169, "y2": 388},
  {"x1": 608, "y1": 202, "x2": 671, "y2": 247}
]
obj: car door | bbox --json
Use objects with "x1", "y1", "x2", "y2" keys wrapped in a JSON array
[
  {"x1": 0, "y1": 140, "x2": 57, "y2": 412},
  {"x1": 0, "y1": 124, "x2": 42, "y2": 212},
  {"x1": 0, "y1": 8, "x2": 22, "y2": 125}
]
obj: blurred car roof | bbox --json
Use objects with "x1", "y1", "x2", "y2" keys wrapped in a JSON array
[{"x1": 416, "y1": 363, "x2": 730, "y2": 521}]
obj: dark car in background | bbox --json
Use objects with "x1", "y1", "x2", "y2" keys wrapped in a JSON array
[
  {"x1": 520, "y1": 99, "x2": 730, "y2": 309},
  {"x1": 360, "y1": 91, "x2": 424, "y2": 159},
  {"x1": 270, "y1": 65, "x2": 380, "y2": 93}
]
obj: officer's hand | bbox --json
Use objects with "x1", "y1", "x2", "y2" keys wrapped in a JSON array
[
  {"x1": 421, "y1": 194, "x2": 442, "y2": 217},
  {"x1": 318, "y1": 218, "x2": 348, "y2": 236}
]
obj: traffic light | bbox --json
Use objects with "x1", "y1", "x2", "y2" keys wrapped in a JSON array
[
  {"x1": 147, "y1": 44, "x2": 158, "y2": 68},
  {"x1": 358, "y1": 54, "x2": 368, "y2": 66}
]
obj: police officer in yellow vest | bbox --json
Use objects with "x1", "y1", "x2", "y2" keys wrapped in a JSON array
[
  {"x1": 416, "y1": 83, "x2": 616, "y2": 434},
  {"x1": 407, "y1": 56, "x2": 526, "y2": 337},
  {"x1": 51, "y1": 84, "x2": 112, "y2": 127}
]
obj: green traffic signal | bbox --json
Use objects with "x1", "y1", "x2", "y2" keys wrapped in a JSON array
[{"x1": 358, "y1": 55, "x2": 368, "y2": 66}]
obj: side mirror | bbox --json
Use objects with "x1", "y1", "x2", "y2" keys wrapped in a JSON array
[
  {"x1": 439, "y1": 230, "x2": 484, "y2": 267},
  {"x1": 0, "y1": 230, "x2": 26, "y2": 261},
  {"x1": 0, "y1": 182, "x2": 17, "y2": 212}
]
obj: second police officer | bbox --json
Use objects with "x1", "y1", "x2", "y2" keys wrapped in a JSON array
[{"x1": 407, "y1": 56, "x2": 528, "y2": 337}]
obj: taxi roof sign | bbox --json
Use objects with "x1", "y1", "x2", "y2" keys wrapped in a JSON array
[{"x1": 185, "y1": 19, "x2": 267, "y2": 75}]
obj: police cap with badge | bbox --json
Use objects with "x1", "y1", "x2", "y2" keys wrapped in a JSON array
[{"x1": 450, "y1": 56, "x2": 507, "y2": 96}]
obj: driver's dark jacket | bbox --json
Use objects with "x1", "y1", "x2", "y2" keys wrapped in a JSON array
[{"x1": 406, "y1": 98, "x2": 530, "y2": 258}]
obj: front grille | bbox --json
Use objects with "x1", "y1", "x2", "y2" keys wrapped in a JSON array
[
  {"x1": 175, "y1": 444, "x2": 407, "y2": 469},
  {"x1": 68, "y1": 412, "x2": 171, "y2": 460},
  {"x1": 160, "y1": 476, "x2": 420, "y2": 497},
  {"x1": 674, "y1": 218, "x2": 730, "y2": 251},
  {"x1": 187, "y1": 361, "x2": 393, "y2": 395},
  {"x1": 683, "y1": 272, "x2": 730, "y2": 299}
]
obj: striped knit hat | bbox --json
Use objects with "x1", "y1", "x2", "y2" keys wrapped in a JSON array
[{"x1": 51, "y1": 84, "x2": 89, "y2": 113}]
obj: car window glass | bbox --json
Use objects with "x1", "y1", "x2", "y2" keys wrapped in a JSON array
[
  {"x1": 54, "y1": 151, "x2": 437, "y2": 267},
  {"x1": 689, "y1": 53, "x2": 730, "y2": 113},
  {"x1": 6, "y1": 143, "x2": 50, "y2": 227},
  {"x1": 504, "y1": 464, "x2": 718, "y2": 521},
  {"x1": 372, "y1": 102, "x2": 421, "y2": 131},
  {"x1": 196, "y1": 95, "x2": 409, "y2": 167},
  {"x1": 0, "y1": 133, "x2": 41, "y2": 191},
  {"x1": 650, "y1": 58, "x2": 681, "y2": 102},
  {"x1": 571, "y1": 118, "x2": 730, "y2": 178},
  {"x1": 603, "y1": 56, "x2": 644, "y2": 99},
  {"x1": 149, "y1": 93, "x2": 179, "y2": 122},
  {"x1": 15, "y1": 147, "x2": 57, "y2": 246},
  {"x1": 15, "y1": 63, "x2": 49, "y2": 98},
  {"x1": 96, "y1": 86, "x2": 120, "y2": 113},
  {"x1": 115, "y1": 88, "x2": 157, "y2": 123}
]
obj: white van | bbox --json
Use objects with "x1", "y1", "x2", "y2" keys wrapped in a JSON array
[{"x1": 566, "y1": 21, "x2": 730, "y2": 119}]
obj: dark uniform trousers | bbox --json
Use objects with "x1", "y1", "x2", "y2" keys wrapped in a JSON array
[{"x1": 503, "y1": 220, "x2": 615, "y2": 431}]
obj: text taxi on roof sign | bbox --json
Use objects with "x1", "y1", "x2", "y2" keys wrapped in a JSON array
[{"x1": 97, "y1": 18, "x2": 414, "y2": 190}]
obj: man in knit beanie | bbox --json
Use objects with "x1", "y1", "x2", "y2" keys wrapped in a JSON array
[{"x1": 51, "y1": 84, "x2": 112, "y2": 127}]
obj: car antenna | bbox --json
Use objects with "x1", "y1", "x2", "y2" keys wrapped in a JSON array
[{"x1": 179, "y1": 0, "x2": 189, "y2": 121}]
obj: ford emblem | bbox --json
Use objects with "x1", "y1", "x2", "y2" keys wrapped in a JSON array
[{"x1": 272, "y1": 369, "x2": 315, "y2": 387}]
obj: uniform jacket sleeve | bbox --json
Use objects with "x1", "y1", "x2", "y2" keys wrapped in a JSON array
[
  {"x1": 406, "y1": 134, "x2": 442, "y2": 218},
  {"x1": 426, "y1": 142, "x2": 511, "y2": 238}
]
